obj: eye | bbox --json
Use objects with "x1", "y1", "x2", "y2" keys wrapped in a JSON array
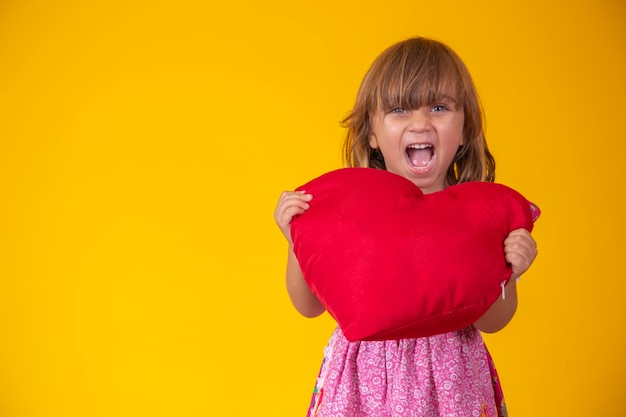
[
  {"x1": 389, "y1": 107, "x2": 408, "y2": 114},
  {"x1": 431, "y1": 104, "x2": 448, "y2": 112}
]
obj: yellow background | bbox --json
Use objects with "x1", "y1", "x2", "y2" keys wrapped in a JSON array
[{"x1": 1, "y1": 0, "x2": 624, "y2": 415}]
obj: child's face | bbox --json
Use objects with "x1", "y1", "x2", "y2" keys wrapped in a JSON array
[{"x1": 369, "y1": 97, "x2": 464, "y2": 194}]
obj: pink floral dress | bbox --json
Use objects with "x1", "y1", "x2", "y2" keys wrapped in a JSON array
[{"x1": 306, "y1": 326, "x2": 507, "y2": 417}]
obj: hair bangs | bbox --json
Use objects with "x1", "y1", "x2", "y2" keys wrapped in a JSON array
[{"x1": 373, "y1": 44, "x2": 465, "y2": 112}]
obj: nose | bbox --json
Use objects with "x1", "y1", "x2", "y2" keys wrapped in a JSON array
[{"x1": 408, "y1": 109, "x2": 431, "y2": 132}]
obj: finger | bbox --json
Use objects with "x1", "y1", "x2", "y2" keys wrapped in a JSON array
[
  {"x1": 274, "y1": 193, "x2": 313, "y2": 228},
  {"x1": 505, "y1": 249, "x2": 533, "y2": 275},
  {"x1": 504, "y1": 243, "x2": 537, "y2": 269},
  {"x1": 275, "y1": 191, "x2": 312, "y2": 214},
  {"x1": 505, "y1": 243, "x2": 537, "y2": 277},
  {"x1": 278, "y1": 190, "x2": 313, "y2": 202},
  {"x1": 504, "y1": 228, "x2": 533, "y2": 244},
  {"x1": 504, "y1": 238, "x2": 536, "y2": 256},
  {"x1": 505, "y1": 250, "x2": 529, "y2": 266},
  {"x1": 275, "y1": 195, "x2": 312, "y2": 217},
  {"x1": 504, "y1": 230, "x2": 537, "y2": 253}
]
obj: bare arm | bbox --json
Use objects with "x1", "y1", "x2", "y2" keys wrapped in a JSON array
[
  {"x1": 474, "y1": 228, "x2": 537, "y2": 333},
  {"x1": 285, "y1": 245, "x2": 325, "y2": 318},
  {"x1": 474, "y1": 278, "x2": 518, "y2": 333},
  {"x1": 274, "y1": 191, "x2": 326, "y2": 318}
]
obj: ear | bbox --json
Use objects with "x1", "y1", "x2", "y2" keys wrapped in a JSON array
[{"x1": 369, "y1": 133, "x2": 379, "y2": 149}]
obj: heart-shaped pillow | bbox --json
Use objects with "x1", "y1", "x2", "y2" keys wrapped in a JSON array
[{"x1": 290, "y1": 168, "x2": 539, "y2": 341}]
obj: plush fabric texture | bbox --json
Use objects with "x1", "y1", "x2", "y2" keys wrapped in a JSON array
[{"x1": 290, "y1": 168, "x2": 538, "y2": 342}]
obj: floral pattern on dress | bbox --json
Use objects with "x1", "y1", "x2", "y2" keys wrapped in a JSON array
[{"x1": 307, "y1": 326, "x2": 507, "y2": 417}]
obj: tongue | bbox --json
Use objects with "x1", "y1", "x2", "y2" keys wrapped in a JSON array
[{"x1": 407, "y1": 148, "x2": 432, "y2": 167}]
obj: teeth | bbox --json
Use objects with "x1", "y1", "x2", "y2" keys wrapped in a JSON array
[{"x1": 407, "y1": 144, "x2": 432, "y2": 149}]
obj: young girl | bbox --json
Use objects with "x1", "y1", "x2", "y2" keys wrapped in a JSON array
[{"x1": 274, "y1": 37, "x2": 538, "y2": 417}]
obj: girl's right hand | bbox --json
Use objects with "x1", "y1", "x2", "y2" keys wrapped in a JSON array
[
  {"x1": 275, "y1": 191, "x2": 325, "y2": 318},
  {"x1": 273, "y1": 191, "x2": 313, "y2": 244}
]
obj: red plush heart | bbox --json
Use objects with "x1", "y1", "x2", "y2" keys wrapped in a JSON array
[{"x1": 290, "y1": 168, "x2": 538, "y2": 341}]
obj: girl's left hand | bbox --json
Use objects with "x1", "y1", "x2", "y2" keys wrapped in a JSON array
[{"x1": 504, "y1": 228, "x2": 538, "y2": 280}]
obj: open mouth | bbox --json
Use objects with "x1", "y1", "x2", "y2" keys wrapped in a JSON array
[{"x1": 406, "y1": 144, "x2": 434, "y2": 168}]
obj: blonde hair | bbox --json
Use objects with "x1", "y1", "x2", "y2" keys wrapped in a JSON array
[{"x1": 342, "y1": 37, "x2": 495, "y2": 184}]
